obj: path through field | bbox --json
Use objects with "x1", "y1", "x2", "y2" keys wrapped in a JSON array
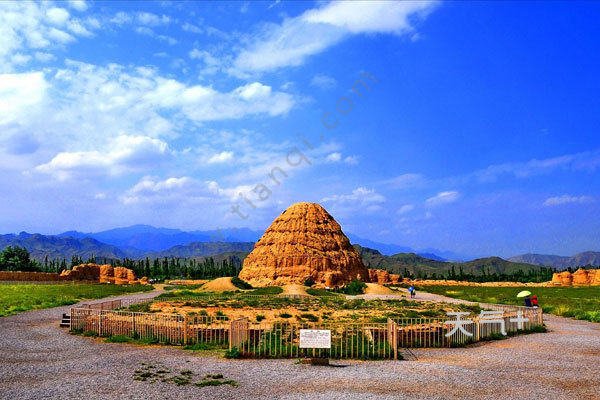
[{"x1": 1, "y1": 290, "x2": 599, "y2": 399}]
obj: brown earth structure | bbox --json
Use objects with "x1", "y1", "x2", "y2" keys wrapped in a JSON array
[
  {"x1": 239, "y1": 202, "x2": 370, "y2": 288},
  {"x1": 551, "y1": 268, "x2": 600, "y2": 286},
  {"x1": 59, "y1": 264, "x2": 148, "y2": 285}
]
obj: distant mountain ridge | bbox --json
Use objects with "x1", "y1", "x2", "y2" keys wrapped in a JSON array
[
  {"x1": 57, "y1": 225, "x2": 261, "y2": 252},
  {"x1": 54, "y1": 225, "x2": 465, "y2": 260},
  {"x1": 0, "y1": 233, "x2": 132, "y2": 261},
  {"x1": 508, "y1": 251, "x2": 600, "y2": 269},
  {"x1": 354, "y1": 245, "x2": 548, "y2": 277}
]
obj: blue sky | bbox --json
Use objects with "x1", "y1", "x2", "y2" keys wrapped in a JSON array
[{"x1": 1, "y1": 0, "x2": 599, "y2": 257}]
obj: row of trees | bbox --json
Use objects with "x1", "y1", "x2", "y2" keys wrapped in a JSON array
[
  {"x1": 399, "y1": 265, "x2": 555, "y2": 283},
  {"x1": 1, "y1": 246, "x2": 243, "y2": 280}
]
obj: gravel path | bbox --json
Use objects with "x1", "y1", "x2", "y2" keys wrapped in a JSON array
[{"x1": 1, "y1": 290, "x2": 599, "y2": 399}]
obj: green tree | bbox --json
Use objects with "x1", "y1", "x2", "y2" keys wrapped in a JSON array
[{"x1": 0, "y1": 246, "x2": 39, "y2": 272}]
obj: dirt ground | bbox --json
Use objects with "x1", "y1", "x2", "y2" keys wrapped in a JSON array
[
  {"x1": 364, "y1": 283, "x2": 395, "y2": 295},
  {"x1": 2, "y1": 290, "x2": 600, "y2": 399},
  {"x1": 280, "y1": 284, "x2": 311, "y2": 296}
]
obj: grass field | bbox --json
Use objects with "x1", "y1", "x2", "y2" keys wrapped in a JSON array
[
  {"x1": 0, "y1": 283, "x2": 154, "y2": 317},
  {"x1": 418, "y1": 285, "x2": 600, "y2": 323}
]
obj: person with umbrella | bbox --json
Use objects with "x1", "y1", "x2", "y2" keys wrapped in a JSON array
[{"x1": 517, "y1": 290, "x2": 532, "y2": 307}]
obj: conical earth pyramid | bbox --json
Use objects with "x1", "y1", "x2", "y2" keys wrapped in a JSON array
[{"x1": 239, "y1": 202, "x2": 370, "y2": 287}]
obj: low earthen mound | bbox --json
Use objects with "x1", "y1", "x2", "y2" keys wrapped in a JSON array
[
  {"x1": 238, "y1": 202, "x2": 370, "y2": 288},
  {"x1": 551, "y1": 268, "x2": 600, "y2": 286},
  {"x1": 364, "y1": 283, "x2": 395, "y2": 295},
  {"x1": 60, "y1": 264, "x2": 147, "y2": 285},
  {"x1": 280, "y1": 284, "x2": 312, "y2": 297},
  {"x1": 197, "y1": 277, "x2": 239, "y2": 293},
  {"x1": 368, "y1": 269, "x2": 402, "y2": 285}
]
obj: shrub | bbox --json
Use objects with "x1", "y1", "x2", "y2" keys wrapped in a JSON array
[
  {"x1": 300, "y1": 313, "x2": 319, "y2": 322},
  {"x1": 231, "y1": 276, "x2": 253, "y2": 290},
  {"x1": 106, "y1": 335, "x2": 133, "y2": 343},
  {"x1": 303, "y1": 278, "x2": 315, "y2": 287},
  {"x1": 341, "y1": 280, "x2": 367, "y2": 295},
  {"x1": 279, "y1": 313, "x2": 292, "y2": 319},
  {"x1": 256, "y1": 315, "x2": 265, "y2": 322},
  {"x1": 224, "y1": 346, "x2": 241, "y2": 359}
]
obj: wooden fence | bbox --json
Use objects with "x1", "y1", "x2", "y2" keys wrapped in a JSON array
[{"x1": 70, "y1": 300, "x2": 544, "y2": 360}]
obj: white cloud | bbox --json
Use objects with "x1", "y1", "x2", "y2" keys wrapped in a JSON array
[
  {"x1": 234, "y1": 0, "x2": 436, "y2": 72},
  {"x1": 234, "y1": 82, "x2": 272, "y2": 100},
  {"x1": 325, "y1": 152, "x2": 341, "y2": 163},
  {"x1": 35, "y1": 136, "x2": 172, "y2": 180},
  {"x1": 426, "y1": 191, "x2": 460, "y2": 207},
  {"x1": 208, "y1": 151, "x2": 234, "y2": 164},
  {"x1": 322, "y1": 187, "x2": 385, "y2": 210},
  {"x1": 543, "y1": 195, "x2": 594, "y2": 207},
  {"x1": 46, "y1": 8, "x2": 70, "y2": 26},
  {"x1": 110, "y1": 12, "x2": 131, "y2": 25},
  {"x1": 182, "y1": 22, "x2": 203, "y2": 34},
  {"x1": 0, "y1": 2, "x2": 100, "y2": 71},
  {"x1": 384, "y1": 173, "x2": 424, "y2": 189},
  {"x1": 11, "y1": 53, "x2": 31, "y2": 66},
  {"x1": 310, "y1": 74, "x2": 337, "y2": 89},
  {"x1": 67, "y1": 1, "x2": 88, "y2": 12},
  {"x1": 344, "y1": 155, "x2": 359, "y2": 165},
  {"x1": 398, "y1": 204, "x2": 415, "y2": 215},
  {"x1": 455, "y1": 149, "x2": 600, "y2": 185},
  {"x1": 0, "y1": 72, "x2": 47, "y2": 125},
  {"x1": 122, "y1": 176, "x2": 225, "y2": 205},
  {"x1": 136, "y1": 12, "x2": 171, "y2": 27},
  {"x1": 34, "y1": 52, "x2": 55, "y2": 62}
]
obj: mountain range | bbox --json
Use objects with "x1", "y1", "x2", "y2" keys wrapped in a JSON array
[
  {"x1": 50, "y1": 224, "x2": 469, "y2": 260},
  {"x1": 354, "y1": 245, "x2": 549, "y2": 276},
  {"x1": 508, "y1": 252, "x2": 600, "y2": 270}
]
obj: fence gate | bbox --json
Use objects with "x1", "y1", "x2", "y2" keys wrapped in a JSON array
[{"x1": 229, "y1": 317, "x2": 249, "y2": 350}]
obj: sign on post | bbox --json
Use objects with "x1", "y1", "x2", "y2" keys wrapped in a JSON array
[{"x1": 299, "y1": 329, "x2": 331, "y2": 349}]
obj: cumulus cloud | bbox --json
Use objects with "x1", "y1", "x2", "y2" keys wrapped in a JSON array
[
  {"x1": 208, "y1": 151, "x2": 234, "y2": 164},
  {"x1": 35, "y1": 136, "x2": 172, "y2": 180},
  {"x1": 543, "y1": 195, "x2": 594, "y2": 206},
  {"x1": 425, "y1": 191, "x2": 460, "y2": 207},
  {"x1": 234, "y1": 0, "x2": 436, "y2": 73},
  {"x1": 0, "y1": 2, "x2": 99, "y2": 71},
  {"x1": 321, "y1": 187, "x2": 385, "y2": 213},
  {"x1": 0, "y1": 72, "x2": 48, "y2": 125},
  {"x1": 122, "y1": 176, "x2": 225, "y2": 205},
  {"x1": 325, "y1": 152, "x2": 342, "y2": 163}
]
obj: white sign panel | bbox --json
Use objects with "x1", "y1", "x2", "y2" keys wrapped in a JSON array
[{"x1": 299, "y1": 329, "x2": 331, "y2": 349}]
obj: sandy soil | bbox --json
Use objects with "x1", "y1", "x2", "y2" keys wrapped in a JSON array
[
  {"x1": 197, "y1": 277, "x2": 239, "y2": 293},
  {"x1": 364, "y1": 283, "x2": 395, "y2": 295},
  {"x1": 280, "y1": 284, "x2": 312, "y2": 296}
]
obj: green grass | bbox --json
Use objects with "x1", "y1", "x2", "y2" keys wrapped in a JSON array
[
  {"x1": 305, "y1": 288, "x2": 342, "y2": 297},
  {"x1": 247, "y1": 286, "x2": 283, "y2": 295},
  {"x1": 0, "y1": 283, "x2": 154, "y2": 317},
  {"x1": 418, "y1": 285, "x2": 600, "y2": 323}
]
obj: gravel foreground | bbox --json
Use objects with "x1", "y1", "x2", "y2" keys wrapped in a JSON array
[{"x1": 1, "y1": 291, "x2": 599, "y2": 400}]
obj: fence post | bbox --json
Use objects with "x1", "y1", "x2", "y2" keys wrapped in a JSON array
[{"x1": 183, "y1": 315, "x2": 188, "y2": 345}]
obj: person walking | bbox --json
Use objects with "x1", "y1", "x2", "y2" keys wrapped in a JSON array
[
  {"x1": 412, "y1": 289, "x2": 417, "y2": 298},
  {"x1": 524, "y1": 296, "x2": 532, "y2": 307}
]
